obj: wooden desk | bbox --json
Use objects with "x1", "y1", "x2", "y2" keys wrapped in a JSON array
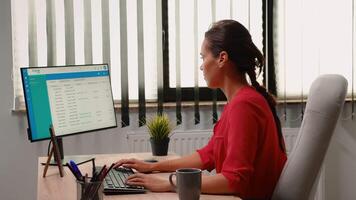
[{"x1": 38, "y1": 152, "x2": 241, "y2": 200}]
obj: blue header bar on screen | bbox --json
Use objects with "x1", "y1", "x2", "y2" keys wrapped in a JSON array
[{"x1": 45, "y1": 70, "x2": 109, "y2": 80}]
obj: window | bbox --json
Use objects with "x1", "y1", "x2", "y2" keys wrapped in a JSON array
[
  {"x1": 163, "y1": 0, "x2": 263, "y2": 101},
  {"x1": 275, "y1": 0, "x2": 355, "y2": 100}
]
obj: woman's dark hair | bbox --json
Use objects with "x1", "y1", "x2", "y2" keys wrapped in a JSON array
[{"x1": 205, "y1": 19, "x2": 285, "y2": 152}]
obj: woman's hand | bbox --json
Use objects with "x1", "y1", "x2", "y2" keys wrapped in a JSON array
[
  {"x1": 114, "y1": 158, "x2": 155, "y2": 173},
  {"x1": 126, "y1": 173, "x2": 172, "y2": 192}
]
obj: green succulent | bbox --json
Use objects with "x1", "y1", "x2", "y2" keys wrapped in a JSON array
[{"x1": 146, "y1": 114, "x2": 173, "y2": 141}]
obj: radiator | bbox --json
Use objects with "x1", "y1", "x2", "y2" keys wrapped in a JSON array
[
  {"x1": 126, "y1": 129, "x2": 297, "y2": 155},
  {"x1": 126, "y1": 128, "x2": 324, "y2": 200},
  {"x1": 126, "y1": 130, "x2": 212, "y2": 156}
]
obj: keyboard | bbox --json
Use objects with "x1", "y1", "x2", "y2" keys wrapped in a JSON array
[{"x1": 97, "y1": 166, "x2": 146, "y2": 194}]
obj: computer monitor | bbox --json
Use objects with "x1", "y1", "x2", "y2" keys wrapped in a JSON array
[{"x1": 21, "y1": 64, "x2": 117, "y2": 164}]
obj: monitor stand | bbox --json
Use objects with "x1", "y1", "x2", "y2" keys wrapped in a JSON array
[{"x1": 41, "y1": 137, "x2": 95, "y2": 166}]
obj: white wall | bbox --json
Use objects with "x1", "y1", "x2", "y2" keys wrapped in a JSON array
[{"x1": 1, "y1": 0, "x2": 356, "y2": 199}]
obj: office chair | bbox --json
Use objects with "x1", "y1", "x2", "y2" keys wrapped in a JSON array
[{"x1": 271, "y1": 74, "x2": 347, "y2": 200}]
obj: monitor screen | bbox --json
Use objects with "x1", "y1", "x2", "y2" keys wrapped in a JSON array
[{"x1": 21, "y1": 64, "x2": 117, "y2": 142}]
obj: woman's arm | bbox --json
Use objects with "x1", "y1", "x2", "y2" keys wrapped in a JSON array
[
  {"x1": 121, "y1": 152, "x2": 236, "y2": 194},
  {"x1": 125, "y1": 171, "x2": 236, "y2": 194},
  {"x1": 151, "y1": 152, "x2": 203, "y2": 172},
  {"x1": 201, "y1": 174, "x2": 235, "y2": 194},
  {"x1": 114, "y1": 152, "x2": 204, "y2": 172}
]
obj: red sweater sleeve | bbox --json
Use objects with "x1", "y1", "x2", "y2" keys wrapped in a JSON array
[
  {"x1": 197, "y1": 126, "x2": 217, "y2": 171},
  {"x1": 221, "y1": 101, "x2": 260, "y2": 196}
]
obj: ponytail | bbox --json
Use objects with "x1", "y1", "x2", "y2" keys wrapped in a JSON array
[{"x1": 247, "y1": 68, "x2": 286, "y2": 153}]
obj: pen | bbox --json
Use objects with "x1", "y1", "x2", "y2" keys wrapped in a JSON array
[
  {"x1": 91, "y1": 159, "x2": 96, "y2": 176},
  {"x1": 92, "y1": 171, "x2": 98, "y2": 182},
  {"x1": 84, "y1": 173, "x2": 88, "y2": 182},
  {"x1": 99, "y1": 167, "x2": 108, "y2": 181},
  {"x1": 66, "y1": 162, "x2": 81, "y2": 181},
  {"x1": 83, "y1": 173, "x2": 91, "y2": 199},
  {"x1": 69, "y1": 160, "x2": 83, "y2": 180},
  {"x1": 93, "y1": 165, "x2": 106, "y2": 182},
  {"x1": 102, "y1": 163, "x2": 115, "y2": 180}
]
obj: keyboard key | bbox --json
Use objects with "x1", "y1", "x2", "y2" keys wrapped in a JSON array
[
  {"x1": 109, "y1": 171, "x2": 122, "y2": 188},
  {"x1": 117, "y1": 175, "x2": 128, "y2": 188}
]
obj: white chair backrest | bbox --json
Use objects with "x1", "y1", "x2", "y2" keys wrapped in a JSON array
[{"x1": 272, "y1": 74, "x2": 347, "y2": 200}]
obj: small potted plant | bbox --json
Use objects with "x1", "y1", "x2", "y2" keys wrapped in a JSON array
[{"x1": 146, "y1": 113, "x2": 174, "y2": 156}]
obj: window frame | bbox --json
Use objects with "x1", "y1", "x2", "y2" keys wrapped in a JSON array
[
  {"x1": 161, "y1": 0, "x2": 227, "y2": 102},
  {"x1": 161, "y1": 0, "x2": 277, "y2": 102}
]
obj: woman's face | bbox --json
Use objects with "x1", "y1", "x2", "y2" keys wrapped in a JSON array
[{"x1": 200, "y1": 39, "x2": 223, "y2": 88}]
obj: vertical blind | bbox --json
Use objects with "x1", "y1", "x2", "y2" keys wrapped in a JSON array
[
  {"x1": 275, "y1": 0, "x2": 356, "y2": 123},
  {"x1": 167, "y1": 0, "x2": 263, "y2": 124},
  {"x1": 12, "y1": 0, "x2": 263, "y2": 126},
  {"x1": 168, "y1": 0, "x2": 263, "y2": 88}
]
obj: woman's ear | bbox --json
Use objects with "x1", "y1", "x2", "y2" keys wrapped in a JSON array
[{"x1": 218, "y1": 51, "x2": 229, "y2": 67}]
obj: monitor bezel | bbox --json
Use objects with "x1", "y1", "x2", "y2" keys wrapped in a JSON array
[{"x1": 20, "y1": 63, "x2": 118, "y2": 142}]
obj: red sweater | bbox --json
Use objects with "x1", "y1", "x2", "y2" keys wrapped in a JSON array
[{"x1": 197, "y1": 86, "x2": 287, "y2": 199}]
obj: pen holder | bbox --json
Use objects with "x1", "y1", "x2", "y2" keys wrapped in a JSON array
[{"x1": 76, "y1": 177, "x2": 104, "y2": 200}]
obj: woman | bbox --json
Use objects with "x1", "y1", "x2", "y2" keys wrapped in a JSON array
[{"x1": 114, "y1": 20, "x2": 287, "y2": 199}]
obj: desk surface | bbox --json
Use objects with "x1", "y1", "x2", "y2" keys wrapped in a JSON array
[{"x1": 38, "y1": 152, "x2": 241, "y2": 200}]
